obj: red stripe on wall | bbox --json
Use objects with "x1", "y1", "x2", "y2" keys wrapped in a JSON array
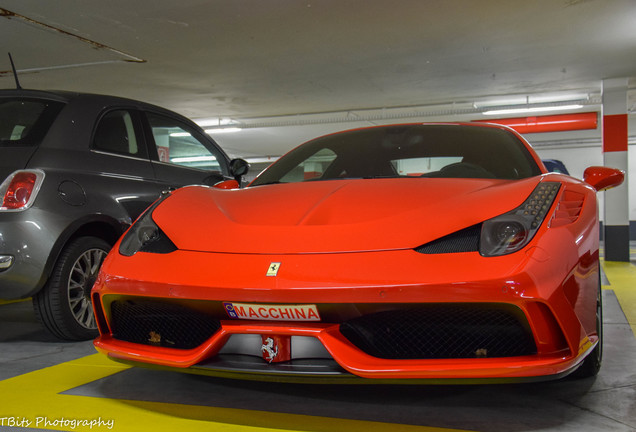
[
  {"x1": 603, "y1": 114, "x2": 628, "y2": 153},
  {"x1": 473, "y1": 112, "x2": 597, "y2": 134}
]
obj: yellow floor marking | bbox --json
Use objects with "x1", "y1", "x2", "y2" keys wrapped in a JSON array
[
  {"x1": 0, "y1": 298, "x2": 29, "y2": 305},
  {"x1": 601, "y1": 259, "x2": 636, "y2": 337},
  {"x1": 0, "y1": 354, "x2": 470, "y2": 432}
]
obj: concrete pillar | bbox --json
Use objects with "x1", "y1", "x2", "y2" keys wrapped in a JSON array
[{"x1": 602, "y1": 78, "x2": 629, "y2": 262}]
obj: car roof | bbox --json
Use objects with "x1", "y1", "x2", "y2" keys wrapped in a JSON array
[
  {"x1": 0, "y1": 88, "x2": 78, "y2": 102},
  {"x1": 0, "y1": 88, "x2": 170, "y2": 112}
]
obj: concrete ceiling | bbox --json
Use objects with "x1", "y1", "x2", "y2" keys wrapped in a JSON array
[{"x1": 1, "y1": 0, "x2": 635, "y2": 160}]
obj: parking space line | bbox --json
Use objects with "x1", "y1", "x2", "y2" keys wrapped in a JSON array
[
  {"x1": 0, "y1": 354, "x2": 469, "y2": 432},
  {"x1": 601, "y1": 260, "x2": 636, "y2": 337},
  {"x1": 0, "y1": 298, "x2": 29, "y2": 306}
]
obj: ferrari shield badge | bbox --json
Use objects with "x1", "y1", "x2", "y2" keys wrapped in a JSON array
[
  {"x1": 260, "y1": 335, "x2": 291, "y2": 363},
  {"x1": 261, "y1": 337, "x2": 279, "y2": 363},
  {"x1": 266, "y1": 262, "x2": 281, "y2": 276}
]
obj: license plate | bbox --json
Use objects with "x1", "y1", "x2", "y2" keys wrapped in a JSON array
[{"x1": 223, "y1": 302, "x2": 321, "y2": 321}]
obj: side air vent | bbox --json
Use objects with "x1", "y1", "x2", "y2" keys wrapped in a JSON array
[
  {"x1": 550, "y1": 190, "x2": 585, "y2": 228},
  {"x1": 415, "y1": 224, "x2": 481, "y2": 254}
]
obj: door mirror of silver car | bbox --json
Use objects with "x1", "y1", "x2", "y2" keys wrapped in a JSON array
[
  {"x1": 230, "y1": 158, "x2": 250, "y2": 177},
  {"x1": 583, "y1": 166, "x2": 625, "y2": 191}
]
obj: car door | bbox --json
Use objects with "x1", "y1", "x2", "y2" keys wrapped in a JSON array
[
  {"x1": 142, "y1": 111, "x2": 230, "y2": 190},
  {"x1": 88, "y1": 108, "x2": 165, "y2": 219}
]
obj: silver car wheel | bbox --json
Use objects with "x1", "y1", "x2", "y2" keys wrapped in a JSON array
[{"x1": 67, "y1": 248, "x2": 107, "y2": 329}]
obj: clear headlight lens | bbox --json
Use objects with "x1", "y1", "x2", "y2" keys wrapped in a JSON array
[
  {"x1": 480, "y1": 182, "x2": 560, "y2": 256},
  {"x1": 119, "y1": 196, "x2": 177, "y2": 256}
]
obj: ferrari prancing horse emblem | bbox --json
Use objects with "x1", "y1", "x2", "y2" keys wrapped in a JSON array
[
  {"x1": 261, "y1": 337, "x2": 279, "y2": 363},
  {"x1": 266, "y1": 262, "x2": 281, "y2": 277}
]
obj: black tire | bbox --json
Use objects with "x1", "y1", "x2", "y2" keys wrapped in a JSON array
[
  {"x1": 33, "y1": 236, "x2": 110, "y2": 340},
  {"x1": 570, "y1": 280, "x2": 603, "y2": 378}
]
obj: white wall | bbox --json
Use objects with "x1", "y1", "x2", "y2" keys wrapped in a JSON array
[{"x1": 533, "y1": 143, "x2": 635, "y2": 223}]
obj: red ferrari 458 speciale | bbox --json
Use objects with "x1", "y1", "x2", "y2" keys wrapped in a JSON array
[{"x1": 93, "y1": 123, "x2": 623, "y2": 383}]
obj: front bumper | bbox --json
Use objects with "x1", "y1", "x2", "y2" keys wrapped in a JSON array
[
  {"x1": 92, "y1": 240, "x2": 599, "y2": 382},
  {"x1": 96, "y1": 325, "x2": 590, "y2": 384}
]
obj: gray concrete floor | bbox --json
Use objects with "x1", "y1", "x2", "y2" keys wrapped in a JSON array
[
  {"x1": 0, "y1": 290, "x2": 634, "y2": 431},
  {"x1": 0, "y1": 301, "x2": 96, "y2": 381}
]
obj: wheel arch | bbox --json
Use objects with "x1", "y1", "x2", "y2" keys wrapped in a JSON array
[{"x1": 35, "y1": 215, "x2": 128, "y2": 295}]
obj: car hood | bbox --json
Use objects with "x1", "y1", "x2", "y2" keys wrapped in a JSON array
[{"x1": 152, "y1": 178, "x2": 542, "y2": 254}]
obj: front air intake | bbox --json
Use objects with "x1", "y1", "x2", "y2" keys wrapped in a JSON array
[
  {"x1": 340, "y1": 305, "x2": 536, "y2": 359},
  {"x1": 110, "y1": 299, "x2": 220, "y2": 349}
]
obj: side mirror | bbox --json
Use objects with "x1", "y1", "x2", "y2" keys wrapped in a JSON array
[
  {"x1": 213, "y1": 179, "x2": 240, "y2": 189},
  {"x1": 230, "y1": 158, "x2": 250, "y2": 178},
  {"x1": 583, "y1": 166, "x2": 625, "y2": 191}
]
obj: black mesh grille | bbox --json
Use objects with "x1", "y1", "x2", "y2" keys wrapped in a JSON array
[
  {"x1": 340, "y1": 305, "x2": 536, "y2": 359},
  {"x1": 415, "y1": 224, "x2": 481, "y2": 254},
  {"x1": 110, "y1": 300, "x2": 220, "y2": 349}
]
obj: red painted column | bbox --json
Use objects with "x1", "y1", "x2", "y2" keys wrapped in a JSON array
[{"x1": 602, "y1": 78, "x2": 629, "y2": 262}]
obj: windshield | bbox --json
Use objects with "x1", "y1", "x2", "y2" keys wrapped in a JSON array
[
  {"x1": 0, "y1": 98, "x2": 65, "y2": 147},
  {"x1": 251, "y1": 124, "x2": 542, "y2": 186}
]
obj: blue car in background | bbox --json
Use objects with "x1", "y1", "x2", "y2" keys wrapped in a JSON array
[{"x1": 542, "y1": 159, "x2": 570, "y2": 175}]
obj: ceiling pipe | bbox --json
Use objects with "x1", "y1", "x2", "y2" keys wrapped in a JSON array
[{"x1": 202, "y1": 98, "x2": 602, "y2": 130}]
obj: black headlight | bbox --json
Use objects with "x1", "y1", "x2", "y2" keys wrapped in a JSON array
[
  {"x1": 480, "y1": 182, "x2": 560, "y2": 256},
  {"x1": 119, "y1": 196, "x2": 177, "y2": 256}
]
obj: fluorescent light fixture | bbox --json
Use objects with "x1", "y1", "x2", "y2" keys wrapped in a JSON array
[
  {"x1": 204, "y1": 127, "x2": 242, "y2": 134},
  {"x1": 171, "y1": 128, "x2": 243, "y2": 136},
  {"x1": 171, "y1": 156, "x2": 217, "y2": 163},
  {"x1": 482, "y1": 104, "x2": 584, "y2": 116},
  {"x1": 196, "y1": 119, "x2": 222, "y2": 127},
  {"x1": 196, "y1": 118, "x2": 238, "y2": 127},
  {"x1": 194, "y1": 117, "x2": 242, "y2": 134},
  {"x1": 244, "y1": 157, "x2": 280, "y2": 164},
  {"x1": 474, "y1": 97, "x2": 527, "y2": 108},
  {"x1": 475, "y1": 93, "x2": 589, "y2": 108}
]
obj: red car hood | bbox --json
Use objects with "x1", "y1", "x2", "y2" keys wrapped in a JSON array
[{"x1": 152, "y1": 178, "x2": 541, "y2": 254}]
